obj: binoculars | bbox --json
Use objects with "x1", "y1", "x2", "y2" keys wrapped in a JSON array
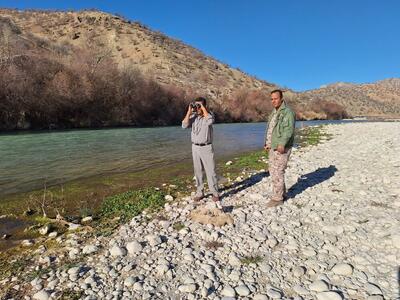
[{"x1": 190, "y1": 102, "x2": 201, "y2": 111}]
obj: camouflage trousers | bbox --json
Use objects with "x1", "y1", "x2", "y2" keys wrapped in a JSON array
[{"x1": 268, "y1": 148, "x2": 292, "y2": 202}]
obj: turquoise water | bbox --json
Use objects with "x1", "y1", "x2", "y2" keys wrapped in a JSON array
[{"x1": 0, "y1": 120, "x2": 366, "y2": 196}]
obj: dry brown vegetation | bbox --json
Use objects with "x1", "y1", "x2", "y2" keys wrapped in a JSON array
[{"x1": 0, "y1": 44, "x2": 190, "y2": 129}]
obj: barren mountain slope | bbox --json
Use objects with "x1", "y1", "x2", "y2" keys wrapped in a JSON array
[
  {"x1": 0, "y1": 9, "x2": 281, "y2": 104},
  {"x1": 298, "y1": 79, "x2": 400, "y2": 117}
]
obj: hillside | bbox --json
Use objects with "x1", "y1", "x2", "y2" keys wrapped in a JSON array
[
  {"x1": 297, "y1": 79, "x2": 400, "y2": 118},
  {"x1": 0, "y1": 9, "x2": 279, "y2": 102},
  {"x1": 0, "y1": 8, "x2": 397, "y2": 130}
]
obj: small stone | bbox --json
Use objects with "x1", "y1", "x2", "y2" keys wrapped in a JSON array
[
  {"x1": 124, "y1": 276, "x2": 136, "y2": 287},
  {"x1": 82, "y1": 245, "x2": 98, "y2": 255},
  {"x1": 259, "y1": 263, "x2": 272, "y2": 273},
  {"x1": 48, "y1": 232, "x2": 57, "y2": 238},
  {"x1": 110, "y1": 245, "x2": 127, "y2": 257},
  {"x1": 126, "y1": 241, "x2": 143, "y2": 254},
  {"x1": 266, "y1": 237, "x2": 278, "y2": 248},
  {"x1": 228, "y1": 253, "x2": 242, "y2": 266},
  {"x1": 390, "y1": 234, "x2": 400, "y2": 248},
  {"x1": 164, "y1": 195, "x2": 174, "y2": 201},
  {"x1": 221, "y1": 285, "x2": 236, "y2": 297},
  {"x1": 316, "y1": 291, "x2": 343, "y2": 300},
  {"x1": 365, "y1": 282, "x2": 382, "y2": 295},
  {"x1": 133, "y1": 281, "x2": 143, "y2": 291},
  {"x1": 183, "y1": 254, "x2": 195, "y2": 262},
  {"x1": 146, "y1": 234, "x2": 162, "y2": 247},
  {"x1": 253, "y1": 295, "x2": 269, "y2": 300},
  {"x1": 303, "y1": 248, "x2": 316, "y2": 257},
  {"x1": 38, "y1": 256, "x2": 51, "y2": 265},
  {"x1": 67, "y1": 266, "x2": 80, "y2": 275},
  {"x1": 68, "y1": 223, "x2": 81, "y2": 231},
  {"x1": 331, "y1": 263, "x2": 353, "y2": 276},
  {"x1": 39, "y1": 225, "x2": 51, "y2": 235},
  {"x1": 309, "y1": 280, "x2": 329, "y2": 292},
  {"x1": 178, "y1": 283, "x2": 197, "y2": 293},
  {"x1": 267, "y1": 288, "x2": 282, "y2": 299},
  {"x1": 156, "y1": 264, "x2": 170, "y2": 276},
  {"x1": 322, "y1": 225, "x2": 344, "y2": 235},
  {"x1": 33, "y1": 290, "x2": 50, "y2": 300},
  {"x1": 292, "y1": 266, "x2": 306, "y2": 277},
  {"x1": 235, "y1": 284, "x2": 250, "y2": 296},
  {"x1": 200, "y1": 287, "x2": 209, "y2": 297},
  {"x1": 47, "y1": 279, "x2": 59, "y2": 289},
  {"x1": 81, "y1": 216, "x2": 93, "y2": 223},
  {"x1": 159, "y1": 220, "x2": 170, "y2": 229},
  {"x1": 293, "y1": 284, "x2": 309, "y2": 295},
  {"x1": 21, "y1": 239, "x2": 34, "y2": 247},
  {"x1": 226, "y1": 161, "x2": 233, "y2": 166}
]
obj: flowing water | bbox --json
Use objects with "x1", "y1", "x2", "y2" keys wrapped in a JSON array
[{"x1": 0, "y1": 120, "x2": 369, "y2": 197}]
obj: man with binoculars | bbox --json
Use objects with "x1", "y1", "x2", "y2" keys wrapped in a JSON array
[{"x1": 182, "y1": 97, "x2": 220, "y2": 203}]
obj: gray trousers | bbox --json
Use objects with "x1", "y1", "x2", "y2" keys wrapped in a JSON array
[{"x1": 192, "y1": 144, "x2": 219, "y2": 196}]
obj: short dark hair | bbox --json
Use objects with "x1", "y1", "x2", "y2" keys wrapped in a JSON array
[
  {"x1": 194, "y1": 96, "x2": 207, "y2": 106},
  {"x1": 270, "y1": 89, "x2": 283, "y2": 99}
]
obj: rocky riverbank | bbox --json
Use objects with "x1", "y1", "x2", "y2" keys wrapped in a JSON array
[{"x1": 1, "y1": 122, "x2": 400, "y2": 300}]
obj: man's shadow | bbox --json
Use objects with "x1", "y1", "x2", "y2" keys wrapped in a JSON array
[
  {"x1": 286, "y1": 165, "x2": 338, "y2": 200},
  {"x1": 220, "y1": 171, "x2": 269, "y2": 200},
  {"x1": 219, "y1": 165, "x2": 337, "y2": 211}
]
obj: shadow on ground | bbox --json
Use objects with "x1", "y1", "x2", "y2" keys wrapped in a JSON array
[
  {"x1": 220, "y1": 171, "x2": 269, "y2": 200},
  {"x1": 397, "y1": 266, "x2": 400, "y2": 298},
  {"x1": 287, "y1": 165, "x2": 338, "y2": 200}
]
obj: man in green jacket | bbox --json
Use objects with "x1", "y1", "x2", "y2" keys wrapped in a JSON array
[{"x1": 264, "y1": 89, "x2": 296, "y2": 207}]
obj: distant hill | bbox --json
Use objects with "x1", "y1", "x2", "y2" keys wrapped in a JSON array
[
  {"x1": 296, "y1": 79, "x2": 400, "y2": 118},
  {"x1": 0, "y1": 8, "x2": 397, "y2": 130}
]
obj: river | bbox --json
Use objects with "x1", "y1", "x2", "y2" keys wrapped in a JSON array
[{"x1": 0, "y1": 120, "x2": 368, "y2": 197}]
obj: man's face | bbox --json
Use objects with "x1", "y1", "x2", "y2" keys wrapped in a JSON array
[
  {"x1": 271, "y1": 92, "x2": 283, "y2": 109},
  {"x1": 195, "y1": 101, "x2": 203, "y2": 115}
]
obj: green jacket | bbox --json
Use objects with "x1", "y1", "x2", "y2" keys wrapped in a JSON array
[{"x1": 266, "y1": 101, "x2": 296, "y2": 149}]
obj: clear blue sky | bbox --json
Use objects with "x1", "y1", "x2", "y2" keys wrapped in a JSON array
[{"x1": 1, "y1": 0, "x2": 399, "y2": 91}]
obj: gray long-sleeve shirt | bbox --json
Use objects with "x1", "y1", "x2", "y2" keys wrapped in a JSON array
[{"x1": 182, "y1": 113, "x2": 214, "y2": 144}]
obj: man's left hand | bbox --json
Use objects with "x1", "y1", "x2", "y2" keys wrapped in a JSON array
[
  {"x1": 277, "y1": 144, "x2": 285, "y2": 154},
  {"x1": 199, "y1": 103, "x2": 209, "y2": 117}
]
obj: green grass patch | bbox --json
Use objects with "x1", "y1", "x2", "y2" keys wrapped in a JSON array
[
  {"x1": 58, "y1": 289, "x2": 84, "y2": 300},
  {"x1": 295, "y1": 126, "x2": 332, "y2": 147},
  {"x1": 0, "y1": 255, "x2": 28, "y2": 281},
  {"x1": 223, "y1": 150, "x2": 267, "y2": 172},
  {"x1": 172, "y1": 222, "x2": 185, "y2": 231},
  {"x1": 100, "y1": 188, "x2": 166, "y2": 221},
  {"x1": 240, "y1": 255, "x2": 263, "y2": 265}
]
